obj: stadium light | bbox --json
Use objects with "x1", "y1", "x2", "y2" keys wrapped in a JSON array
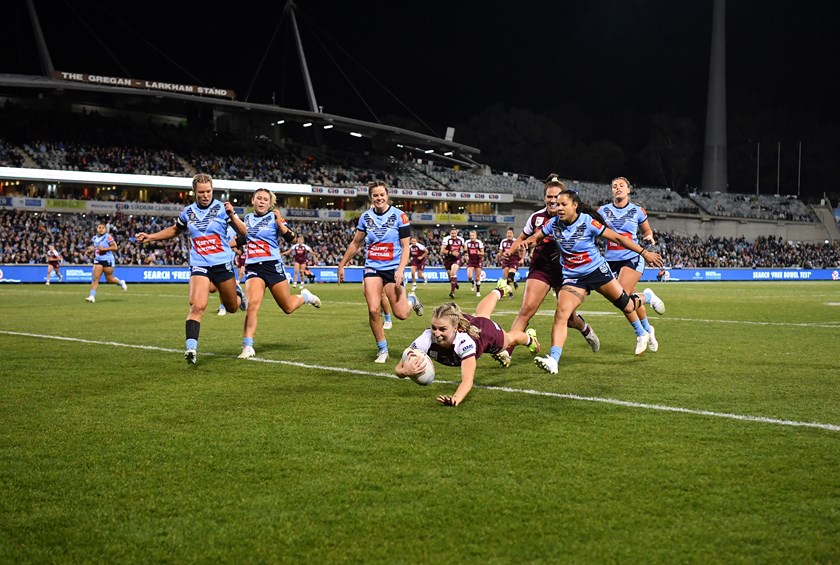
[
  {"x1": 350, "y1": 132, "x2": 362, "y2": 138},
  {"x1": 424, "y1": 149, "x2": 434, "y2": 154},
  {"x1": 444, "y1": 151, "x2": 453, "y2": 156},
  {"x1": 303, "y1": 122, "x2": 313, "y2": 128},
  {"x1": 323, "y1": 124, "x2": 334, "y2": 129}
]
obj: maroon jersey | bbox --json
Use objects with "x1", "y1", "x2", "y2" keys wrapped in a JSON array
[
  {"x1": 499, "y1": 238, "x2": 521, "y2": 268},
  {"x1": 522, "y1": 207, "x2": 564, "y2": 287},
  {"x1": 46, "y1": 249, "x2": 61, "y2": 265},
  {"x1": 409, "y1": 242, "x2": 427, "y2": 265},
  {"x1": 442, "y1": 235, "x2": 464, "y2": 259},
  {"x1": 466, "y1": 239, "x2": 484, "y2": 267},
  {"x1": 410, "y1": 314, "x2": 505, "y2": 367},
  {"x1": 291, "y1": 243, "x2": 312, "y2": 264}
]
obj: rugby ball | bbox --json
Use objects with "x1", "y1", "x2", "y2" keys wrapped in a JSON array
[{"x1": 401, "y1": 347, "x2": 435, "y2": 386}]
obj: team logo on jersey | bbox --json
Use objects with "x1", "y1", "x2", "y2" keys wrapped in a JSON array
[
  {"x1": 535, "y1": 217, "x2": 545, "y2": 227},
  {"x1": 364, "y1": 212, "x2": 399, "y2": 241},
  {"x1": 187, "y1": 202, "x2": 223, "y2": 232}
]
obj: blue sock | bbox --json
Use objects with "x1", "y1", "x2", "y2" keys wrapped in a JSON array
[
  {"x1": 186, "y1": 338, "x2": 198, "y2": 351},
  {"x1": 384, "y1": 312, "x2": 392, "y2": 323},
  {"x1": 407, "y1": 294, "x2": 416, "y2": 308},
  {"x1": 89, "y1": 289, "x2": 97, "y2": 297},
  {"x1": 549, "y1": 346, "x2": 563, "y2": 361},
  {"x1": 243, "y1": 337, "x2": 254, "y2": 347},
  {"x1": 376, "y1": 340, "x2": 388, "y2": 352},
  {"x1": 631, "y1": 320, "x2": 646, "y2": 337},
  {"x1": 639, "y1": 317, "x2": 652, "y2": 332}
]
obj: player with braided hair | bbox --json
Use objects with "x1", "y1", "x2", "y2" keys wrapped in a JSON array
[
  {"x1": 507, "y1": 188, "x2": 667, "y2": 374},
  {"x1": 395, "y1": 280, "x2": 541, "y2": 407}
]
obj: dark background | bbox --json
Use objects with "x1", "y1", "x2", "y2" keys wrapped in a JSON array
[{"x1": 6, "y1": 1, "x2": 840, "y2": 199}]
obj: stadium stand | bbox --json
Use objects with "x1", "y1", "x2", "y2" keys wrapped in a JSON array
[
  {"x1": 0, "y1": 101, "x2": 827, "y2": 226},
  {"x1": 2, "y1": 209, "x2": 837, "y2": 269},
  {"x1": 687, "y1": 191, "x2": 816, "y2": 222}
]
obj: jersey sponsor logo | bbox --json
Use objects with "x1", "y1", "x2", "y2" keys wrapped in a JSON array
[
  {"x1": 590, "y1": 219, "x2": 604, "y2": 231},
  {"x1": 193, "y1": 234, "x2": 224, "y2": 256},
  {"x1": 191, "y1": 266, "x2": 208, "y2": 274},
  {"x1": 607, "y1": 231, "x2": 634, "y2": 251},
  {"x1": 563, "y1": 251, "x2": 592, "y2": 268},
  {"x1": 246, "y1": 240, "x2": 272, "y2": 258},
  {"x1": 535, "y1": 216, "x2": 545, "y2": 227},
  {"x1": 368, "y1": 242, "x2": 395, "y2": 261},
  {"x1": 400, "y1": 212, "x2": 409, "y2": 224}
]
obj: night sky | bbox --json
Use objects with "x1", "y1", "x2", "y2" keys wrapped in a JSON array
[{"x1": 5, "y1": 0, "x2": 840, "y2": 195}]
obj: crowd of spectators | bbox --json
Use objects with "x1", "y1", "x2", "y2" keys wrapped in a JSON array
[
  {"x1": 0, "y1": 102, "x2": 826, "y2": 222},
  {"x1": 654, "y1": 231, "x2": 840, "y2": 269},
  {"x1": 23, "y1": 141, "x2": 187, "y2": 176},
  {"x1": 2, "y1": 210, "x2": 837, "y2": 270}
]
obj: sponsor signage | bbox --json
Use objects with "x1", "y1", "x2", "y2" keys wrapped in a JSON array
[
  {"x1": 284, "y1": 208, "x2": 321, "y2": 218},
  {"x1": 2, "y1": 265, "x2": 838, "y2": 284},
  {"x1": 640, "y1": 268, "x2": 838, "y2": 282},
  {"x1": 53, "y1": 71, "x2": 236, "y2": 99}
]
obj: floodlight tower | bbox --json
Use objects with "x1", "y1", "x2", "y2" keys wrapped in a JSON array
[
  {"x1": 27, "y1": 0, "x2": 55, "y2": 76},
  {"x1": 701, "y1": 0, "x2": 728, "y2": 192},
  {"x1": 284, "y1": 0, "x2": 320, "y2": 113}
]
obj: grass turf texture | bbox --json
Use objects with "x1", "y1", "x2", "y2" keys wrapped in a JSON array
[{"x1": 1, "y1": 281, "x2": 839, "y2": 562}]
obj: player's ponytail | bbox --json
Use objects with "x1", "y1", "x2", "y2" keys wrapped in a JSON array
[{"x1": 560, "y1": 189, "x2": 606, "y2": 225}]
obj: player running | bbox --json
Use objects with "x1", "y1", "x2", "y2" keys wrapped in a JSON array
[{"x1": 85, "y1": 222, "x2": 128, "y2": 302}]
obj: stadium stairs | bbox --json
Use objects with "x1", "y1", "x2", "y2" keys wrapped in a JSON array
[{"x1": 811, "y1": 202, "x2": 840, "y2": 239}]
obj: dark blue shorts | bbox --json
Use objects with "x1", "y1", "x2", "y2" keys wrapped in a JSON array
[
  {"x1": 562, "y1": 262, "x2": 616, "y2": 292},
  {"x1": 95, "y1": 258, "x2": 115, "y2": 268},
  {"x1": 607, "y1": 256, "x2": 644, "y2": 278},
  {"x1": 191, "y1": 262, "x2": 236, "y2": 286},
  {"x1": 244, "y1": 260, "x2": 288, "y2": 287},
  {"x1": 364, "y1": 267, "x2": 397, "y2": 285}
]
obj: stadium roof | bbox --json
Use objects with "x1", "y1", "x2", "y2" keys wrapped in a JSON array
[{"x1": 0, "y1": 72, "x2": 482, "y2": 167}]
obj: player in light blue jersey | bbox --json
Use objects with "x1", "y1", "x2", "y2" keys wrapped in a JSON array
[
  {"x1": 236, "y1": 188, "x2": 321, "y2": 359},
  {"x1": 85, "y1": 222, "x2": 127, "y2": 303},
  {"x1": 508, "y1": 189, "x2": 666, "y2": 374},
  {"x1": 337, "y1": 181, "x2": 424, "y2": 363},
  {"x1": 599, "y1": 176, "x2": 660, "y2": 353},
  {"x1": 136, "y1": 173, "x2": 247, "y2": 365}
]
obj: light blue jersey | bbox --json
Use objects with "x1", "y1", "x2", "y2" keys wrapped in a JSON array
[
  {"x1": 598, "y1": 202, "x2": 648, "y2": 262},
  {"x1": 356, "y1": 206, "x2": 410, "y2": 270},
  {"x1": 541, "y1": 213, "x2": 607, "y2": 278},
  {"x1": 243, "y1": 212, "x2": 285, "y2": 264},
  {"x1": 92, "y1": 232, "x2": 116, "y2": 263},
  {"x1": 176, "y1": 200, "x2": 235, "y2": 267}
]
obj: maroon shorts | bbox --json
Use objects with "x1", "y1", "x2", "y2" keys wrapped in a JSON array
[
  {"x1": 502, "y1": 256, "x2": 520, "y2": 270},
  {"x1": 467, "y1": 258, "x2": 483, "y2": 269},
  {"x1": 48, "y1": 261, "x2": 60, "y2": 269},
  {"x1": 527, "y1": 254, "x2": 564, "y2": 290},
  {"x1": 468, "y1": 315, "x2": 506, "y2": 357},
  {"x1": 236, "y1": 254, "x2": 246, "y2": 268},
  {"x1": 444, "y1": 256, "x2": 459, "y2": 271},
  {"x1": 410, "y1": 259, "x2": 427, "y2": 269}
]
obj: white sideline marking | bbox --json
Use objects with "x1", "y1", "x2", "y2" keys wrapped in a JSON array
[{"x1": 2, "y1": 329, "x2": 838, "y2": 433}]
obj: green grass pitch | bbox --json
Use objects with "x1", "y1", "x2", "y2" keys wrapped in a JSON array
[{"x1": 1, "y1": 281, "x2": 839, "y2": 562}]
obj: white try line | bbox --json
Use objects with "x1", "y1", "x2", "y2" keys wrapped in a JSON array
[{"x1": 2, "y1": 329, "x2": 838, "y2": 433}]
